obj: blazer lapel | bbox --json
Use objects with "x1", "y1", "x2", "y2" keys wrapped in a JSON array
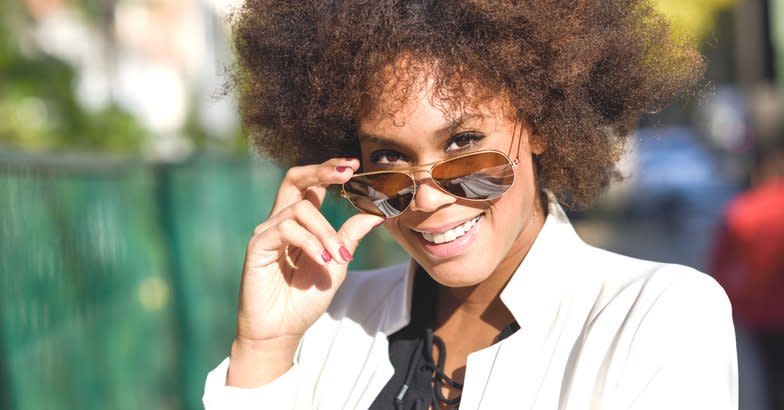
[
  {"x1": 350, "y1": 261, "x2": 418, "y2": 408},
  {"x1": 307, "y1": 261, "x2": 417, "y2": 409}
]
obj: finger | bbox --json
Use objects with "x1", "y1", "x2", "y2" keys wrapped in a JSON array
[
  {"x1": 255, "y1": 199, "x2": 344, "y2": 259},
  {"x1": 337, "y1": 213, "x2": 386, "y2": 257},
  {"x1": 250, "y1": 219, "x2": 331, "y2": 266},
  {"x1": 272, "y1": 158, "x2": 360, "y2": 215},
  {"x1": 289, "y1": 200, "x2": 349, "y2": 264},
  {"x1": 292, "y1": 159, "x2": 360, "y2": 206}
]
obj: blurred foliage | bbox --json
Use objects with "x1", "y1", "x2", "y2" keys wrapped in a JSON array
[
  {"x1": 654, "y1": 0, "x2": 737, "y2": 44},
  {"x1": 774, "y1": 0, "x2": 784, "y2": 83},
  {"x1": 182, "y1": 99, "x2": 248, "y2": 156},
  {"x1": 0, "y1": 2, "x2": 150, "y2": 155}
]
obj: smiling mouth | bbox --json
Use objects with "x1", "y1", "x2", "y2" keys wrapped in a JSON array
[{"x1": 414, "y1": 214, "x2": 483, "y2": 244}]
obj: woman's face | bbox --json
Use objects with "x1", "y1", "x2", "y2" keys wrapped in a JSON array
[{"x1": 357, "y1": 81, "x2": 546, "y2": 287}]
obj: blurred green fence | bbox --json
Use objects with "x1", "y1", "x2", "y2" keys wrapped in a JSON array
[{"x1": 0, "y1": 152, "x2": 407, "y2": 410}]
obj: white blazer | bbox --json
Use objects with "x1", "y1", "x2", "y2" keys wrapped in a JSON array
[{"x1": 203, "y1": 202, "x2": 738, "y2": 409}]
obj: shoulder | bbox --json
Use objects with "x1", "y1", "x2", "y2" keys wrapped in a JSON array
[
  {"x1": 504, "y1": 204, "x2": 730, "y2": 337},
  {"x1": 571, "y1": 250, "x2": 739, "y2": 408},
  {"x1": 583, "y1": 243, "x2": 726, "y2": 298},
  {"x1": 576, "y1": 244, "x2": 732, "y2": 331}
]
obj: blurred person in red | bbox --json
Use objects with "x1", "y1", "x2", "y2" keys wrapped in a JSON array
[{"x1": 711, "y1": 136, "x2": 784, "y2": 409}]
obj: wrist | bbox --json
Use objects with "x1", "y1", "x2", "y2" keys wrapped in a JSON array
[
  {"x1": 232, "y1": 334, "x2": 302, "y2": 353},
  {"x1": 227, "y1": 335, "x2": 302, "y2": 387}
]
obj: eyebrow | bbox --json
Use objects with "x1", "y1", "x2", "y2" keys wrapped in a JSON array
[{"x1": 357, "y1": 113, "x2": 485, "y2": 146}]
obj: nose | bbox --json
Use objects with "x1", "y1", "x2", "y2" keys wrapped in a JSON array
[{"x1": 408, "y1": 171, "x2": 456, "y2": 213}]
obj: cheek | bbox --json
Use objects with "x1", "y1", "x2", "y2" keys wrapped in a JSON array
[
  {"x1": 512, "y1": 157, "x2": 539, "y2": 202},
  {"x1": 383, "y1": 220, "x2": 407, "y2": 246},
  {"x1": 383, "y1": 218, "x2": 427, "y2": 259},
  {"x1": 490, "y1": 163, "x2": 538, "y2": 221}
]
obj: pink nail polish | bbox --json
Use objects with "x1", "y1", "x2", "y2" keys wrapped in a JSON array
[
  {"x1": 321, "y1": 250, "x2": 332, "y2": 263},
  {"x1": 336, "y1": 166, "x2": 348, "y2": 172},
  {"x1": 339, "y1": 246, "x2": 353, "y2": 262}
]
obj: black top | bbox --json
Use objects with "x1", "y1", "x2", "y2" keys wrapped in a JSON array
[{"x1": 370, "y1": 268, "x2": 520, "y2": 410}]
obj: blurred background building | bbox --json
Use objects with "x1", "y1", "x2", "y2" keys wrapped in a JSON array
[{"x1": 1, "y1": 0, "x2": 783, "y2": 409}]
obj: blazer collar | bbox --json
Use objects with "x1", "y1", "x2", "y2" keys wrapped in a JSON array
[
  {"x1": 389, "y1": 193, "x2": 585, "y2": 336},
  {"x1": 499, "y1": 195, "x2": 585, "y2": 335}
]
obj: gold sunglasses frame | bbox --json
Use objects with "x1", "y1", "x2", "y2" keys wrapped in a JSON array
[{"x1": 340, "y1": 149, "x2": 519, "y2": 218}]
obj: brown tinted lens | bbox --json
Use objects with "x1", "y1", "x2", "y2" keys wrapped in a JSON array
[
  {"x1": 343, "y1": 172, "x2": 415, "y2": 218},
  {"x1": 431, "y1": 152, "x2": 514, "y2": 200}
]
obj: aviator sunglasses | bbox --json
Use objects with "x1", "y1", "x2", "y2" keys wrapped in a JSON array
[{"x1": 341, "y1": 142, "x2": 521, "y2": 218}]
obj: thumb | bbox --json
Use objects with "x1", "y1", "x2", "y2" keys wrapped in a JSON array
[{"x1": 337, "y1": 213, "x2": 385, "y2": 253}]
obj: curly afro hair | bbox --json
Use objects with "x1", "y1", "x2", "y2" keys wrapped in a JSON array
[{"x1": 230, "y1": 0, "x2": 704, "y2": 209}]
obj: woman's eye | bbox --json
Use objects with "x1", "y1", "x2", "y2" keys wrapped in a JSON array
[
  {"x1": 445, "y1": 132, "x2": 484, "y2": 152},
  {"x1": 370, "y1": 150, "x2": 405, "y2": 165}
]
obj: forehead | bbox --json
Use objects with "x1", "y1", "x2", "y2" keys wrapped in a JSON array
[
  {"x1": 359, "y1": 76, "x2": 511, "y2": 140},
  {"x1": 359, "y1": 96, "x2": 495, "y2": 139},
  {"x1": 359, "y1": 56, "x2": 513, "y2": 129}
]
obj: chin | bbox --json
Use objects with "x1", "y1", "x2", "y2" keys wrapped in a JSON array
[
  {"x1": 405, "y1": 240, "x2": 500, "y2": 289},
  {"x1": 422, "y1": 265, "x2": 492, "y2": 288}
]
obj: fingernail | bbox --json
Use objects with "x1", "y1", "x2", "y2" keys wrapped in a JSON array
[
  {"x1": 345, "y1": 157, "x2": 356, "y2": 161},
  {"x1": 336, "y1": 166, "x2": 349, "y2": 172},
  {"x1": 339, "y1": 246, "x2": 353, "y2": 262},
  {"x1": 374, "y1": 219, "x2": 386, "y2": 227},
  {"x1": 321, "y1": 250, "x2": 332, "y2": 263}
]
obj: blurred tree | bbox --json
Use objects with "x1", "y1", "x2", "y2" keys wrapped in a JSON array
[
  {"x1": 0, "y1": 0, "x2": 246, "y2": 157},
  {"x1": 654, "y1": 0, "x2": 737, "y2": 45},
  {"x1": 0, "y1": 1, "x2": 149, "y2": 155},
  {"x1": 772, "y1": 0, "x2": 784, "y2": 85}
]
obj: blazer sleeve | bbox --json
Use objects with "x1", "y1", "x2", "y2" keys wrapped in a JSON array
[
  {"x1": 615, "y1": 270, "x2": 738, "y2": 409},
  {"x1": 202, "y1": 357, "x2": 300, "y2": 410}
]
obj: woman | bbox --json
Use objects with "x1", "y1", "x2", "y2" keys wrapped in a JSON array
[{"x1": 204, "y1": 1, "x2": 738, "y2": 408}]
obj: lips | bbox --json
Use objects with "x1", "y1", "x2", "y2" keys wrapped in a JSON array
[
  {"x1": 417, "y1": 214, "x2": 481, "y2": 244},
  {"x1": 410, "y1": 213, "x2": 485, "y2": 259}
]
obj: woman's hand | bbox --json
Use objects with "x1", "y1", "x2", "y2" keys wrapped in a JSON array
[{"x1": 227, "y1": 158, "x2": 384, "y2": 387}]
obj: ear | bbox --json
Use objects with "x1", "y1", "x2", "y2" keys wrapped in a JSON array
[
  {"x1": 509, "y1": 109, "x2": 544, "y2": 155},
  {"x1": 529, "y1": 133, "x2": 546, "y2": 155},
  {"x1": 520, "y1": 124, "x2": 545, "y2": 155}
]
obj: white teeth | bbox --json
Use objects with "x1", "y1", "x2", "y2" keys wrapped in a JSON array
[{"x1": 419, "y1": 215, "x2": 481, "y2": 244}]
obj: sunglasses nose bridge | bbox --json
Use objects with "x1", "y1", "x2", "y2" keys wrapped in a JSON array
[
  {"x1": 409, "y1": 167, "x2": 432, "y2": 180},
  {"x1": 406, "y1": 165, "x2": 439, "y2": 194},
  {"x1": 409, "y1": 160, "x2": 439, "y2": 179}
]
